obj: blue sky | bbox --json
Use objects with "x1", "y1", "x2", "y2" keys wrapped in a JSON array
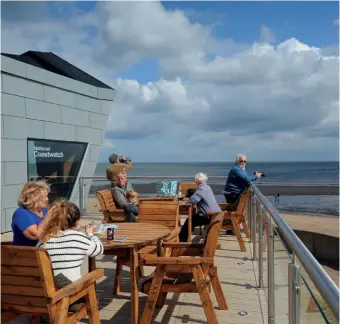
[{"x1": 2, "y1": 1, "x2": 339, "y2": 162}]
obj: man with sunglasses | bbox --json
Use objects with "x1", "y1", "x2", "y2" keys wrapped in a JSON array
[{"x1": 224, "y1": 154, "x2": 262, "y2": 205}]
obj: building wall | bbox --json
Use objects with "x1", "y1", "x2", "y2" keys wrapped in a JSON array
[{"x1": 1, "y1": 55, "x2": 115, "y2": 233}]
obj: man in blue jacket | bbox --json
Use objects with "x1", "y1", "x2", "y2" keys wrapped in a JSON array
[{"x1": 224, "y1": 154, "x2": 262, "y2": 204}]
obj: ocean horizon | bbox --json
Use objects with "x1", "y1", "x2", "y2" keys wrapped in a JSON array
[{"x1": 90, "y1": 161, "x2": 339, "y2": 216}]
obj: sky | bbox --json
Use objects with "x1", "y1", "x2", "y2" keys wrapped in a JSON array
[{"x1": 1, "y1": 1, "x2": 339, "y2": 162}]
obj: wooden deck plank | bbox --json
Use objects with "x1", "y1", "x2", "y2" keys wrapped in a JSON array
[{"x1": 6, "y1": 215, "x2": 267, "y2": 324}]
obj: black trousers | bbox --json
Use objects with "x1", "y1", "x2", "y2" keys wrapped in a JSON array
[
  {"x1": 55, "y1": 273, "x2": 86, "y2": 310},
  {"x1": 179, "y1": 214, "x2": 211, "y2": 242}
]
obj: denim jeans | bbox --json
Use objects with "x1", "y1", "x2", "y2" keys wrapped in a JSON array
[{"x1": 124, "y1": 203, "x2": 139, "y2": 222}]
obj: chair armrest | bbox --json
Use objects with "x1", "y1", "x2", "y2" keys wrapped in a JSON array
[
  {"x1": 206, "y1": 211, "x2": 220, "y2": 216},
  {"x1": 163, "y1": 228, "x2": 181, "y2": 242},
  {"x1": 49, "y1": 269, "x2": 104, "y2": 304},
  {"x1": 162, "y1": 242, "x2": 204, "y2": 249},
  {"x1": 141, "y1": 256, "x2": 213, "y2": 266}
]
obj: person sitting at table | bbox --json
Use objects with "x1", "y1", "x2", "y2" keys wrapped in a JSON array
[
  {"x1": 38, "y1": 200, "x2": 103, "y2": 289},
  {"x1": 12, "y1": 180, "x2": 50, "y2": 246},
  {"x1": 179, "y1": 172, "x2": 221, "y2": 242},
  {"x1": 111, "y1": 173, "x2": 139, "y2": 222}
]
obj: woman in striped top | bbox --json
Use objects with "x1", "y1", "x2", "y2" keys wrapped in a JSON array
[{"x1": 38, "y1": 200, "x2": 104, "y2": 288}]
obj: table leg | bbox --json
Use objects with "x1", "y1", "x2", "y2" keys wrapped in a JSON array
[
  {"x1": 89, "y1": 257, "x2": 96, "y2": 272},
  {"x1": 157, "y1": 239, "x2": 164, "y2": 256},
  {"x1": 188, "y1": 205, "x2": 192, "y2": 242},
  {"x1": 130, "y1": 247, "x2": 139, "y2": 324}
]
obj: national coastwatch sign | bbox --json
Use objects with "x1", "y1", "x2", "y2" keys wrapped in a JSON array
[{"x1": 27, "y1": 138, "x2": 87, "y2": 201}]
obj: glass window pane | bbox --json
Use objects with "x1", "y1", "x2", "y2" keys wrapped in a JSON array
[{"x1": 27, "y1": 138, "x2": 87, "y2": 202}]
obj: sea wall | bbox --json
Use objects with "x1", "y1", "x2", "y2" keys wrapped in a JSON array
[{"x1": 277, "y1": 229, "x2": 339, "y2": 269}]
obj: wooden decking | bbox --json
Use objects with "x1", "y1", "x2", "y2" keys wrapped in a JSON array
[
  {"x1": 7, "y1": 213, "x2": 269, "y2": 324},
  {"x1": 83, "y1": 229, "x2": 268, "y2": 324}
]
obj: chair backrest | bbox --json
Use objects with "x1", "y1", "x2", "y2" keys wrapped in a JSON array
[
  {"x1": 139, "y1": 197, "x2": 176, "y2": 204},
  {"x1": 1, "y1": 245, "x2": 56, "y2": 316},
  {"x1": 202, "y1": 212, "x2": 224, "y2": 259},
  {"x1": 97, "y1": 189, "x2": 120, "y2": 212},
  {"x1": 180, "y1": 182, "x2": 198, "y2": 196},
  {"x1": 138, "y1": 201, "x2": 180, "y2": 230}
]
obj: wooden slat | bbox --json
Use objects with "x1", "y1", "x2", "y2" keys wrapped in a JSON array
[
  {"x1": 1, "y1": 247, "x2": 38, "y2": 262},
  {"x1": 139, "y1": 204, "x2": 179, "y2": 211},
  {"x1": 2, "y1": 285, "x2": 46, "y2": 297},
  {"x1": 2, "y1": 295, "x2": 47, "y2": 307},
  {"x1": 138, "y1": 214, "x2": 179, "y2": 221},
  {"x1": 2, "y1": 265, "x2": 40, "y2": 276},
  {"x1": 138, "y1": 220, "x2": 177, "y2": 228},
  {"x1": 2, "y1": 304, "x2": 49, "y2": 315},
  {"x1": 1, "y1": 256, "x2": 38, "y2": 267},
  {"x1": 2, "y1": 275, "x2": 44, "y2": 287}
]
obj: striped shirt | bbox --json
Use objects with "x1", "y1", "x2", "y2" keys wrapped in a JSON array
[{"x1": 38, "y1": 229, "x2": 104, "y2": 282}]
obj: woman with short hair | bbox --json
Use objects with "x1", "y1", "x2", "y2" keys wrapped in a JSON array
[
  {"x1": 12, "y1": 181, "x2": 50, "y2": 246},
  {"x1": 179, "y1": 172, "x2": 221, "y2": 242}
]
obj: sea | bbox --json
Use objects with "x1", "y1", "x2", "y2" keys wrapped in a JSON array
[{"x1": 92, "y1": 162, "x2": 339, "y2": 216}]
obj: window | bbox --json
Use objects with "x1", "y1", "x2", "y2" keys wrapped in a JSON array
[{"x1": 27, "y1": 138, "x2": 87, "y2": 202}]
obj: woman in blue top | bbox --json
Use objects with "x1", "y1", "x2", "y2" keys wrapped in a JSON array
[{"x1": 12, "y1": 181, "x2": 50, "y2": 246}]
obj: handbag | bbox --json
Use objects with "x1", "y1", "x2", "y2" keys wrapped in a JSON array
[{"x1": 156, "y1": 180, "x2": 179, "y2": 197}]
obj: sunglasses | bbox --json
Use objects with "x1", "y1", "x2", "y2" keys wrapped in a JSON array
[{"x1": 239, "y1": 160, "x2": 247, "y2": 163}]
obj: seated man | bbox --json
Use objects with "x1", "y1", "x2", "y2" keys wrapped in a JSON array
[
  {"x1": 224, "y1": 153, "x2": 262, "y2": 205},
  {"x1": 179, "y1": 172, "x2": 221, "y2": 242},
  {"x1": 106, "y1": 153, "x2": 133, "y2": 188},
  {"x1": 111, "y1": 173, "x2": 138, "y2": 222},
  {"x1": 223, "y1": 153, "x2": 261, "y2": 234}
]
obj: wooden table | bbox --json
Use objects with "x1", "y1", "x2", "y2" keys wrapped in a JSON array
[{"x1": 88, "y1": 223, "x2": 171, "y2": 324}]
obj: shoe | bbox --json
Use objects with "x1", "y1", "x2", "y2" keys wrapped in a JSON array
[{"x1": 226, "y1": 230, "x2": 233, "y2": 235}]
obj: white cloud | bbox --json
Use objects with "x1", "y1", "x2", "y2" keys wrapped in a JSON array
[
  {"x1": 101, "y1": 139, "x2": 116, "y2": 149},
  {"x1": 260, "y1": 24, "x2": 276, "y2": 44},
  {"x1": 1, "y1": 1, "x2": 339, "y2": 161}
]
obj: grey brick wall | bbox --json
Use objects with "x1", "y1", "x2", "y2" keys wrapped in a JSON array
[{"x1": 1, "y1": 55, "x2": 115, "y2": 233}]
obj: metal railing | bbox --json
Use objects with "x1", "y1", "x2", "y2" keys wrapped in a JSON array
[
  {"x1": 249, "y1": 182, "x2": 339, "y2": 323},
  {"x1": 78, "y1": 175, "x2": 339, "y2": 323}
]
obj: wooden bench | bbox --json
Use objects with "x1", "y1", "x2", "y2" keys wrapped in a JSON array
[
  {"x1": 138, "y1": 197, "x2": 176, "y2": 204},
  {"x1": 97, "y1": 189, "x2": 126, "y2": 223},
  {"x1": 140, "y1": 212, "x2": 227, "y2": 324},
  {"x1": 113, "y1": 201, "x2": 180, "y2": 295},
  {"x1": 220, "y1": 191, "x2": 250, "y2": 252},
  {"x1": 1, "y1": 245, "x2": 104, "y2": 324}
]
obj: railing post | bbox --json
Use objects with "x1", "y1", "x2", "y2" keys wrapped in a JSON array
[
  {"x1": 248, "y1": 191, "x2": 253, "y2": 235},
  {"x1": 252, "y1": 197, "x2": 257, "y2": 261},
  {"x1": 258, "y1": 203, "x2": 264, "y2": 288},
  {"x1": 267, "y1": 217, "x2": 275, "y2": 324},
  {"x1": 288, "y1": 262, "x2": 301, "y2": 324}
]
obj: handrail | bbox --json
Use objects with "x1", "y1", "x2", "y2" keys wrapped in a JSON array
[{"x1": 250, "y1": 182, "x2": 339, "y2": 320}]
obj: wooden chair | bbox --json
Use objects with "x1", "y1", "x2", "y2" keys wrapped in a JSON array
[
  {"x1": 113, "y1": 201, "x2": 180, "y2": 295},
  {"x1": 140, "y1": 212, "x2": 227, "y2": 324},
  {"x1": 1, "y1": 245, "x2": 103, "y2": 324},
  {"x1": 220, "y1": 191, "x2": 250, "y2": 252},
  {"x1": 179, "y1": 182, "x2": 197, "y2": 196},
  {"x1": 97, "y1": 189, "x2": 126, "y2": 223}
]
